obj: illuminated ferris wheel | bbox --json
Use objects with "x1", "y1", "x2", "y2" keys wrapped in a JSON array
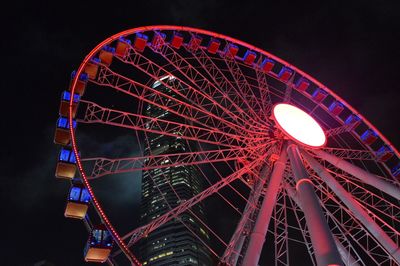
[{"x1": 54, "y1": 26, "x2": 400, "y2": 266}]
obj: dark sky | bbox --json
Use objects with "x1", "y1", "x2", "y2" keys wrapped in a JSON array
[{"x1": 2, "y1": 1, "x2": 400, "y2": 265}]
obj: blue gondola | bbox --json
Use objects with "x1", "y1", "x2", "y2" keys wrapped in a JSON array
[
  {"x1": 115, "y1": 37, "x2": 131, "y2": 57},
  {"x1": 170, "y1": 32, "x2": 184, "y2": 49},
  {"x1": 70, "y1": 71, "x2": 89, "y2": 96},
  {"x1": 99, "y1": 45, "x2": 115, "y2": 66},
  {"x1": 243, "y1": 50, "x2": 257, "y2": 65},
  {"x1": 134, "y1": 33, "x2": 148, "y2": 52},
  {"x1": 224, "y1": 43, "x2": 239, "y2": 58},
  {"x1": 260, "y1": 58, "x2": 275, "y2": 73},
  {"x1": 360, "y1": 129, "x2": 378, "y2": 145},
  {"x1": 344, "y1": 114, "x2": 361, "y2": 130},
  {"x1": 84, "y1": 58, "x2": 101, "y2": 80},
  {"x1": 55, "y1": 147, "x2": 77, "y2": 179},
  {"x1": 278, "y1": 67, "x2": 293, "y2": 82},
  {"x1": 295, "y1": 77, "x2": 310, "y2": 91},
  {"x1": 328, "y1": 101, "x2": 344, "y2": 116},
  {"x1": 84, "y1": 224, "x2": 114, "y2": 263},
  {"x1": 312, "y1": 88, "x2": 328, "y2": 102},
  {"x1": 59, "y1": 90, "x2": 80, "y2": 118},
  {"x1": 207, "y1": 38, "x2": 220, "y2": 54},
  {"x1": 376, "y1": 145, "x2": 394, "y2": 162},
  {"x1": 65, "y1": 183, "x2": 91, "y2": 219},
  {"x1": 54, "y1": 116, "x2": 77, "y2": 146}
]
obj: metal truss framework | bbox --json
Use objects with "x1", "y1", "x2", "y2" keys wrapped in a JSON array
[{"x1": 63, "y1": 26, "x2": 400, "y2": 266}]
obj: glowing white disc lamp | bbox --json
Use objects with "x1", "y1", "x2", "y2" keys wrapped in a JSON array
[{"x1": 273, "y1": 103, "x2": 326, "y2": 148}]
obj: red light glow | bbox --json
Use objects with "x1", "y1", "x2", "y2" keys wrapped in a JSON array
[{"x1": 273, "y1": 103, "x2": 326, "y2": 148}]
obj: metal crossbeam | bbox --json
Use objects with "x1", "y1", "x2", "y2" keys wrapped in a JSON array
[
  {"x1": 309, "y1": 147, "x2": 376, "y2": 161},
  {"x1": 94, "y1": 65, "x2": 261, "y2": 138},
  {"x1": 84, "y1": 148, "x2": 251, "y2": 179},
  {"x1": 326, "y1": 122, "x2": 359, "y2": 137},
  {"x1": 79, "y1": 100, "x2": 248, "y2": 148}
]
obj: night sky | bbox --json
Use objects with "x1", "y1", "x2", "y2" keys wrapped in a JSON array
[{"x1": 2, "y1": 1, "x2": 400, "y2": 265}]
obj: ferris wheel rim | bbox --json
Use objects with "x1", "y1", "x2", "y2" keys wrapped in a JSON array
[{"x1": 67, "y1": 25, "x2": 400, "y2": 265}]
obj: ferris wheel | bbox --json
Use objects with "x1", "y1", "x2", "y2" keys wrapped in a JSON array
[{"x1": 54, "y1": 26, "x2": 400, "y2": 266}]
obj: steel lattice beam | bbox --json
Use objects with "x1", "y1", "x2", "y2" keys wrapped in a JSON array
[
  {"x1": 79, "y1": 100, "x2": 250, "y2": 148},
  {"x1": 93, "y1": 65, "x2": 263, "y2": 138},
  {"x1": 312, "y1": 149, "x2": 400, "y2": 200},
  {"x1": 309, "y1": 147, "x2": 376, "y2": 161},
  {"x1": 83, "y1": 147, "x2": 252, "y2": 179}
]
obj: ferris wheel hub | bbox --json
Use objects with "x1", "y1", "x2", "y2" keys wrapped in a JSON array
[{"x1": 272, "y1": 103, "x2": 326, "y2": 148}]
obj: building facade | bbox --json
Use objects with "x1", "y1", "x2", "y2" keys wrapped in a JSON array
[{"x1": 139, "y1": 76, "x2": 212, "y2": 265}]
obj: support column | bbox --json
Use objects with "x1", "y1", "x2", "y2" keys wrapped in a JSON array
[
  {"x1": 222, "y1": 165, "x2": 270, "y2": 265},
  {"x1": 287, "y1": 143, "x2": 343, "y2": 266},
  {"x1": 286, "y1": 184, "x2": 360, "y2": 266},
  {"x1": 313, "y1": 149, "x2": 400, "y2": 200},
  {"x1": 302, "y1": 151, "x2": 400, "y2": 264},
  {"x1": 334, "y1": 236, "x2": 361, "y2": 266},
  {"x1": 242, "y1": 146, "x2": 288, "y2": 266}
]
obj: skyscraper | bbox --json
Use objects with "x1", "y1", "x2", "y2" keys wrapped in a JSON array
[{"x1": 139, "y1": 76, "x2": 212, "y2": 265}]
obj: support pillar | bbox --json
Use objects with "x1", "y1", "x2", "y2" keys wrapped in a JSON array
[
  {"x1": 313, "y1": 149, "x2": 400, "y2": 200},
  {"x1": 287, "y1": 143, "x2": 343, "y2": 266},
  {"x1": 302, "y1": 151, "x2": 400, "y2": 264},
  {"x1": 334, "y1": 236, "x2": 361, "y2": 266},
  {"x1": 241, "y1": 146, "x2": 288, "y2": 266},
  {"x1": 286, "y1": 184, "x2": 360, "y2": 266},
  {"x1": 222, "y1": 165, "x2": 270, "y2": 265}
]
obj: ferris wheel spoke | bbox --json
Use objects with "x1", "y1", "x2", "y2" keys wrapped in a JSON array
[
  {"x1": 311, "y1": 149, "x2": 400, "y2": 200},
  {"x1": 94, "y1": 65, "x2": 263, "y2": 138},
  {"x1": 254, "y1": 66, "x2": 274, "y2": 120},
  {"x1": 150, "y1": 36, "x2": 266, "y2": 130},
  {"x1": 217, "y1": 50, "x2": 266, "y2": 116},
  {"x1": 326, "y1": 121, "x2": 360, "y2": 137},
  {"x1": 121, "y1": 156, "x2": 264, "y2": 248},
  {"x1": 283, "y1": 75, "x2": 295, "y2": 103},
  {"x1": 308, "y1": 147, "x2": 377, "y2": 161},
  {"x1": 82, "y1": 147, "x2": 252, "y2": 179},
  {"x1": 323, "y1": 168, "x2": 400, "y2": 227},
  {"x1": 186, "y1": 45, "x2": 269, "y2": 127},
  {"x1": 116, "y1": 44, "x2": 268, "y2": 133},
  {"x1": 78, "y1": 100, "x2": 249, "y2": 148},
  {"x1": 303, "y1": 152, "x2": 400, "y2": 264}
]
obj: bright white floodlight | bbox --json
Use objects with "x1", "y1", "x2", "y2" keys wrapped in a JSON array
[{"x1": 273, "y1": 103, "x2": 326, "y2": 148}]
